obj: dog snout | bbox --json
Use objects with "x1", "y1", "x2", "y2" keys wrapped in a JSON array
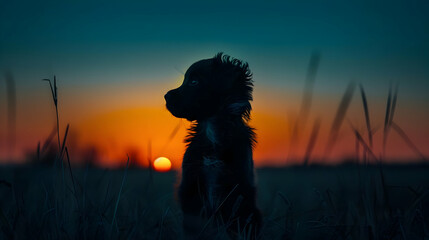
[{"x1": 164, "y1": 91, "x2": 172, "y2": 102}]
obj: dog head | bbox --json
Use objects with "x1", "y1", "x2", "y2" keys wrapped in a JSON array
[{"x1": 164, "y1": 53, "x2": 253, "y2": 121}]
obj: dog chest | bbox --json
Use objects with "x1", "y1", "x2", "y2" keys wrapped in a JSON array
[{"x1": 202, "y1": 156, "x2": 224, "y2": 211}]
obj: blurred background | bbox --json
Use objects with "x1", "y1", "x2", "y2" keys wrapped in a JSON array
[{"x1": 0, "y1": 0, "x2": 428, "y2": 168}]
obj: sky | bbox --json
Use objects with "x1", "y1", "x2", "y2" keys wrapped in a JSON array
[{"x1": 0, "y1": 0, "x2": 428, "y2": 167}]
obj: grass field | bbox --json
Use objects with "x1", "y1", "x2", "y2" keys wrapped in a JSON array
[{"x1": 0, "y1": 163, "x2": 428, "y2": 239}]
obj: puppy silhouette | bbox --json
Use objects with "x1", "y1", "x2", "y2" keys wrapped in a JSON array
[{"x1": 165, "y1": 53, "x2": 261, "y2": 239}]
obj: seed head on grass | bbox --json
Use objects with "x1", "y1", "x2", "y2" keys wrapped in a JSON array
[
  {"x1": 43, "y1": 76, "x2": 60, "y2": 152},
  {"x1": 43, "y1": 76, "x2": 70, "y2": 192}
]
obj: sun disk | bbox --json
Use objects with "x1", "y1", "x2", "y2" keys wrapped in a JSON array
[{"x1": 153, "y1": 157, "x2": 172, "y2": 172}]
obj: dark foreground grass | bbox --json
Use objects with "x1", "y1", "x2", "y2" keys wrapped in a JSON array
[{"x1": 0, "y1": 164, "x2": 428, "y2": 239}]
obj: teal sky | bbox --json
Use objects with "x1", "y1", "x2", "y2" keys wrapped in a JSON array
[
  {"x1": 1, "y1": 0, "x2": 428, "y2": 109},
  {"x1": 1, "y1": 1, "x2": 428, "y2": 89},
  {"x1": 0, "y1": 0, "x2": 428, "y2": 162}
]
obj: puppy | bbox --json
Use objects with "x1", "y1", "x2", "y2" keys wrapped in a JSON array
[{"x1": 165, "y1": 53, "x2": 261, "y2": 239}]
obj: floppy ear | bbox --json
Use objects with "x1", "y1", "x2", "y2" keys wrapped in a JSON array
[{"x1": 227, "y1": 101, "x2": 252, "y2": 120}]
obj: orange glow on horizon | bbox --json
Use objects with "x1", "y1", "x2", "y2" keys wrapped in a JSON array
[
  {"x1": 153, "y1": 157, "x2": 172, "y2": 172},
  {"x1": 70, "y1": 105, "x2": 428, "y2": 168},
  {"x1": 73, "y1": 106, "x2": 292, "y2": 168},
  {"x1": 10, "y1": 86, "x2": 425, "y2": 168},
  {"x1": 1, "y1": 75, "x2": 428, "y2": 166}
]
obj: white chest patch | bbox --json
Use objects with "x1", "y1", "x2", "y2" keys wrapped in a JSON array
[
  {"x1": 203, "y1": 156, "x2": 223, "y2": 211},
  {"x1": 203, "y1": 121, "x2": 217, "y2": 144},
  {"x1": 203, "y1": 156, "x2": 223, "y2": 168}
]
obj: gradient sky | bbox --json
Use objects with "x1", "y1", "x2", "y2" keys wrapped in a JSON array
[{"x1": 1, "y1": 0, "x2": 428, "y2": 167}]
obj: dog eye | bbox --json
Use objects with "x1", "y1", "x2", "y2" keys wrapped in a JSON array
[{"x1": 189, "y1": 80, "x2": 199, "y2": 86}]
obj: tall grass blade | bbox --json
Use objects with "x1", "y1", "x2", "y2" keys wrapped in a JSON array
[
  {"x1": 198, "y1": 184, "x2": 239, "y2": 237},
  {"x1": 59, "y1": 124, "x2": 70, "y2": 159},
  {"x1": 65, "y1": 147, "x2": 78, "y2": 207},
  {"x1": 303, "y1": 118, "x2": 321, "y2": 165},
  {"x1": 355, "y1": 134, "x2": 360, "y2": 163},
  {"x1": 376, "y1": 161, "x2": 390, "y2": 214},
  {"x1": 110, "y1": 155, "x2": 130, "y2": 236},
  {"x1": 288, "y1": 52, "x2": 321, "y2": 160},
  {"x1": 143, "y1": 140, "x2": 154, "y2": 197},
  {"x1": 324, "y1": 82, "x2": 356, "y2": 158},
  {"x1": 299, "y1": 51, "x2": 321, "y2": 127},
  {"x1": 388, "y1": 84, "x2": 398, "y2": 127},
  {"x1": 160, "y1": 121, "x2": 181, "y2": 153},
  {"x1": 383, "y1": 84, "x2": 392, "y2": 157},
  {"x1": 5, "y1": 71, "x2": 16, "y2": 158},
  {"x1": 42, "y1": 78, "x2": 56, "y2": 105},
  {"x1": 37, "y1": 142, "x2": 41, "y2": 162},
  {"x1": 0, "y1": 206, "x2": 13, "y2": 239},
  {"x1": 384, "y1": 85, "x2": 392, "y2": 128},
  {"x1": 391, "y1": 122, "x2": 426, "y2": 160},
  {"x1": 41, "y1": 127, "x2": 57, "y2": 154},
  {"x1": 148, "y1": 140, "x2": 152, "y2": 170},
  {"x1": 157, "y1": 207, "x2": 170, "y2": 240},
  {"x1": 350, "y1": 124, "x2": 378, "y2": 161},
  {"x1": 359, "y1": 84, "x2": 373, "y2": 148},
  {"x1": 43, "y1": 76, "x2": 67, "y2": 202},
  {"x1": 43, "y1": 77, "x2": 61, "y2": 158},
  {"x1": 277, "y1": 191, "x2": 292, "y2": 209}
]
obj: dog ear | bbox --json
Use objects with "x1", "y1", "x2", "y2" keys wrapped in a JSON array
[{"x1": 227, "y1": 101, "x2": 252, "y2": 120}]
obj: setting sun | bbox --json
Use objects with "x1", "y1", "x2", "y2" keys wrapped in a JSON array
[{"x1": 153, "y1": 157, "x2": 172, "y2": 172}]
